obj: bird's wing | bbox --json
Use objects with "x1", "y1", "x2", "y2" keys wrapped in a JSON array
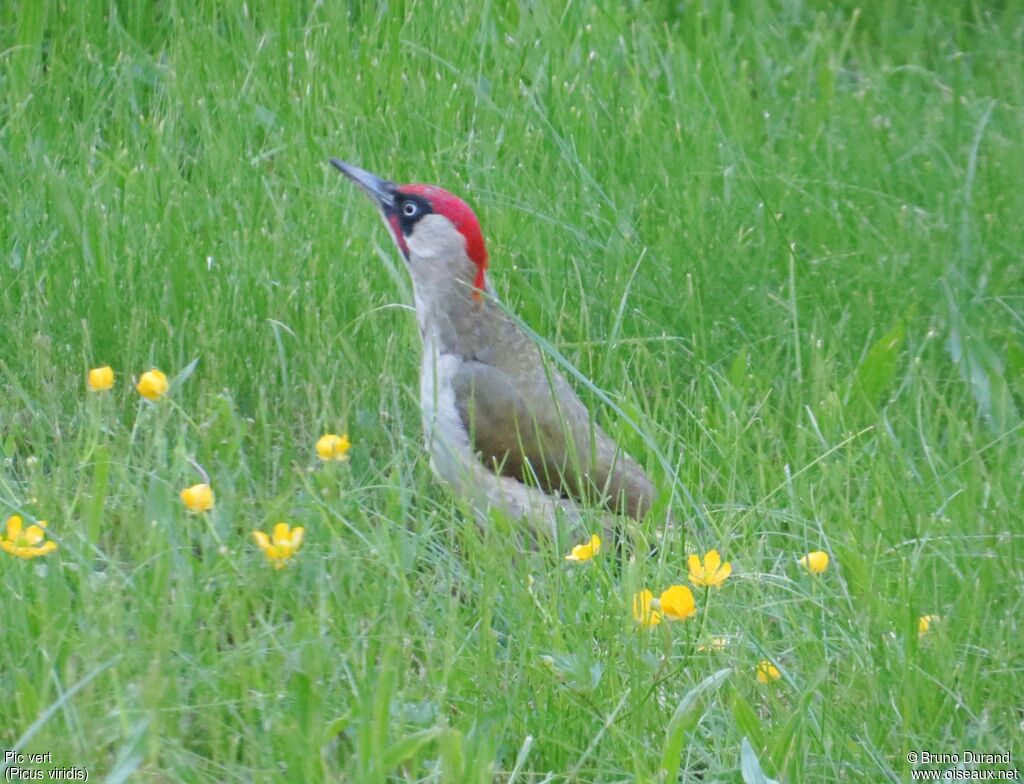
[{"x1": 450, "y1": 358, "x2": 655, "y2": 519}]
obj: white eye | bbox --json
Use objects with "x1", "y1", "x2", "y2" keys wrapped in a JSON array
[{"x1": 402, "y1": 201, "x2": 419, "y2": 217}]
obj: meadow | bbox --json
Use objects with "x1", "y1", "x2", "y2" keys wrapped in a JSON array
[{"x1": 1, "y1": 1, "x2": 1022, "y2": 781}]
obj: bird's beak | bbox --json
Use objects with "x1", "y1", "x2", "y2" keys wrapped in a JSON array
[{"x1": 331, "y1": 159, "x2": 396, "y2": 210}]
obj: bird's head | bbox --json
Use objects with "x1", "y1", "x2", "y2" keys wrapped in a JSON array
[{"x1": 332, "y1": 160, "x2": 489, "y2": 297}]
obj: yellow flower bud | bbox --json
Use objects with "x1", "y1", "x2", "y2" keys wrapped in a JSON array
[
  {"x1": 564, "y1": 533, "x2": 601, "y2": 562},
  {"x1": 316, "y1": 433, "x2": 351, "y2": 462},
  {"x1": 632, "y1": 589, "x2": 662, "y2": 627},
  {"x1": 918, "y1": 614, "x2": 939, "y2": 636},
  {"x1": 180, "y1": 483, "x2": 214, "y2": 512},
  {"x1": 798, "y1": 550, "x2": 830, "y2": 574},
  {"x1": 756, "y1": 660, "x2": 781, "y2": 684},
  {"x1": 658, "y1": 584, "x2": 697, "y2": 621},
  {"x1": 137, "y1": 369, "x2": 169, "y2": 401},
  {"x1": 87, "y1": 366, "x2": 114, "y2": 391}
]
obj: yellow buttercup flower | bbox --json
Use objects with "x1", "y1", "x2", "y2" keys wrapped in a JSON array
[
  {"x1": 253, "y1": 522, "x2": 305, "y2": 569},
  {"x1": 87, "y1": 366, "x2": 114, "y2": 391},
  {"x1": 316, "y1": 433, "x2": 351, "y2": 462},
  {"x1": 565, "y1": 533, "x2": 601, "y2": 562},
  {"x1": 918, "y1": 615, "x2": 940, "y2": 636},
  {"x1": 798, "y1": 550, "x2": 830, "y2": 574},
  {"x1": 180, "y1": 483, "x2": 214, "y2": 513},
  {"x1": 756, "y1": 660, "x2": 781, "y2": 684},
  {"x1": 1, "y1": 515, "x2": 58, "y2": 559},
  {"x1": 688, "y1": 549, "x2": 732, "y2": 588},
  {"x1": 658, "y1": 584, "x2": 697, "y2": 621},
  {"x1": 632, "y1": 589, "x2": 662, "y2": 627},
  {"x1": 136, "y1": 369, "x2": 169, "y2": 401}
]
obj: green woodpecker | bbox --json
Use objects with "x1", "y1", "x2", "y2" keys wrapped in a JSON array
[{"x1": 333, "y1": 160, "x2": 655, "y2": 541}]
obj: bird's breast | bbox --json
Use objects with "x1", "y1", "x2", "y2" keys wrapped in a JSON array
[{"x1": 418, "y1": 334, "x2": 474, "y2": 481}]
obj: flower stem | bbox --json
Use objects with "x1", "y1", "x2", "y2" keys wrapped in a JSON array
[{"x1": 687, "y1": 585, "x2": 712, "y2": 660}]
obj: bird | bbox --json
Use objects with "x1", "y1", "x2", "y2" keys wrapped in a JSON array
[{"x1": 333, "y1": 159, "x2": 657, "y2": 543}]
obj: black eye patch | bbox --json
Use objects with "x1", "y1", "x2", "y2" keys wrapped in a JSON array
[{"x1": 394, "y1": 195, "x2": 432, "y2": 234}]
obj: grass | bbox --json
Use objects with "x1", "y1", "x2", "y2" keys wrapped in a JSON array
[{"x1": 1, "y1": 0, "x2": 1022, "y2": 780}]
